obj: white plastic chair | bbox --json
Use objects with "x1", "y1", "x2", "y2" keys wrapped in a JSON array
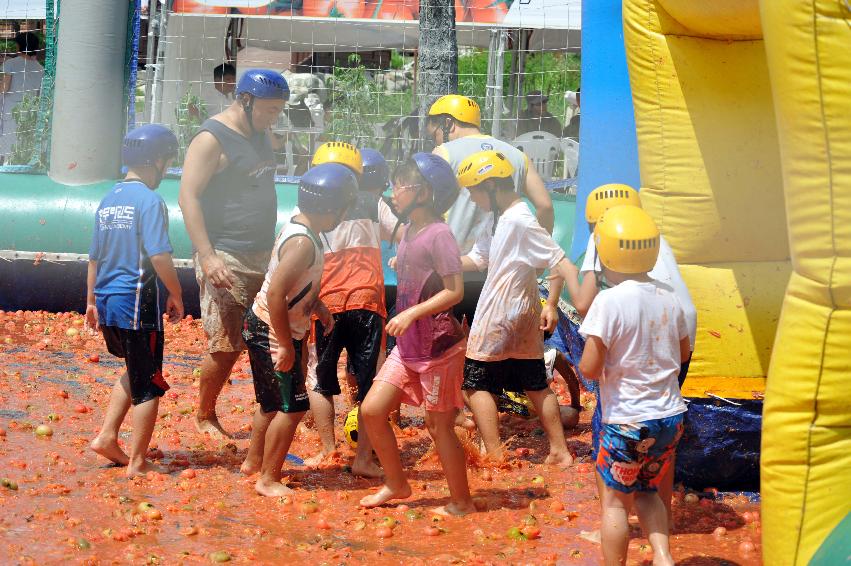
[
  {"x1": 561, "y1": 137, "x2": 579, "y2": 179},
  {"x1": 511, "y1": 131, "x2": 561, "y2": 181}
]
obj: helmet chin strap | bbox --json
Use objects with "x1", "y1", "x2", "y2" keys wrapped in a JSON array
[
  {"x1": 242, "y1": 95, "x2": 257, "y2": 134},
  {"x1": 442, "y1": 117, "x2": 453, "y2": 146},
  {"x1": 384, "y1": 187, "x2": 427, "y2": 246},
  {"x1": 488, "y1": 190, "x2": 501, "y2": 235}
]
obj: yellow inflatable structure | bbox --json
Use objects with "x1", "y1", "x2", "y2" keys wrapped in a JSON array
[{"x1": 622, "y1": 0, "x2": 850, "y2": 563}]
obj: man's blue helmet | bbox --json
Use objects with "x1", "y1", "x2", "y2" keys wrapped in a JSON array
[
  {"x1": 360, "y1": 148, "x2": 389, "y2": 192},
  {"x1": 411, "y1": 153, "x2": 460, "y2": 215},
  {"x1": 122, "y1": 124, "x2": 179, "y2": 168},
  {"x1": 298, "y1": 163, "x2": 359, "y2": 214},
  {"x1": 236, "y1": 69, "x2": 289, "y2": 100}
]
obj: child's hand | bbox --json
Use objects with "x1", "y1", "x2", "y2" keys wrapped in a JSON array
[
  {"x1": 540, "y1": 304, "x2": 559, "y2": 333},
  {"x1": 166, "y1": 294, "x2": 184, "y2": 324},
  {"x1": 84, "y1": 304, "x2": 99, "y2": 333},
  {"x1": 275, "y1": 342, "x2": 295, "y2": 373},
  {"x1": 385, "y1": 310, "x2": 415, "y2": 337},
  {"x1": 388, "y1": 256, "x2": 397, "y2": 270},
  {"x1": 316, "y1": 302, "x2": 335, "y2": 335}
]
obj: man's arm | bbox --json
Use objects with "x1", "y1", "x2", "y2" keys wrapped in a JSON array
[
  {"x1": 523, "y1": 165, "x2": 554, "y2": 234},
  {"x1": 178, "y1": 131, "x2": 234, "y2": 289}
]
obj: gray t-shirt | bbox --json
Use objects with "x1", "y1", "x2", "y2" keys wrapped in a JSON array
[{"x1": 435, "y1": 135, "x2": 529, "y2": 254}]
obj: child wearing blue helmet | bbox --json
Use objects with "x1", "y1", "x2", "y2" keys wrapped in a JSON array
[
  {"x1": 358, "y1": 153, "x2": 475, "y2": 516},
  {"x1": 240, "y1": 163, "x2": 357, "y2": 497},
  {"x1": 87, "y1": 124, "x2": 183, "y2": 478}
]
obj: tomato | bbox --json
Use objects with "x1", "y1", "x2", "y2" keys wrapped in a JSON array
[
  {"x1": 739, "y1": 540, "x2": 756, "y2": 553},
  {"x1": 316, "y1": 517, "x2": 331, "y2": 529},
  {"x1": 521, "y1": 525, "x2": 541, "y2": 540},
  {"x1": 713, "y1": 526, "x2": 727, "y2": 537},
  {"x1": 424, "y1": 525, "x2": 440, "y2": 536},
  {"x1": 179, "y1": 468, "x2": 197, "y2": 479},
  {"x1": 375, "y1": 526, "x2": 393, "y2": 538},
  {"x1": 301, "y1": 500, "x2": 319, "y2": 514},
  {"x1": 35, "y1": 424, "x2": 53, "y2": 437},
  {"x1": 87, "y1": 354, "x2": 99, "y2": 363}
]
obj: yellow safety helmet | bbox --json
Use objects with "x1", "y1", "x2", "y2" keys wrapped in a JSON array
[
  {"x1": 594, "y1": 205, "x2": 660, "y2": 274},
  {"x1": 456, "y1": 150, "x2": 514, "y2": 189},
  {"x1": 312, "y1": 141, "x2": 363, "y2": 175},
  {"x1": 428, "y1": 94, "x2": 481, "y2": 128},
  {"x1": 585, "y1": 183, "x2": 641, "y2": 223}
]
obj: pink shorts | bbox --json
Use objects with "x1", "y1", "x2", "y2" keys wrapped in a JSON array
[{"x1": 376, "y1": 341, "x2": 466, "y2": 413}]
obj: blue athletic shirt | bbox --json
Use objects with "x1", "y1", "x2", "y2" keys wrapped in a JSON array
[{"x1": 88, "y1": 180, "x2": 173, "y2": 331}]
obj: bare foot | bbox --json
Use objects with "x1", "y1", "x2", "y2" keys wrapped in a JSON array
[
  {"x1": 303, "y1": 450, "x2": 334, "y2": 468},
  {"x1": 126, "y1": 459, "x2": 166, "y2": 478},
  {"x1": 432, "y1": 501, "x2": 476, "y2": 517},
  {"x1": 359, "y1": 483, "x2": 412, "y2": 508},
  {"x1": 194, "y1": 416, "x2": 233, "y2": 439},
  {"x1": 90, "y1": 435, "x2": 129, "y2": 466},
  {"x1": 240, "y1": 457, "x2": 261, "y2": 476},
  {"x1": 544, "y1": 450, "x2": 574, "y2": 467},
  {"x1": 351, "y1": 458, "x2": 384, "y2": 479},
  {"x1": 255, "y1": 477, "x2": 294, "y2": 497}
]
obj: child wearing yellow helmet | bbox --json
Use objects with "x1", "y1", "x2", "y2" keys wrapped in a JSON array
[
  {"x1": 577, "y1": 205, "x2": 690, "y2": 566},
  {"x1": 566, "y1": 184, "x2": 697, "y2": 523},
  {"x1": 454, "y1": 150, "x2": 579, "y2": 466}
]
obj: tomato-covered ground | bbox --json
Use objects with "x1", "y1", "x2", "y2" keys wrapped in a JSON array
[{"x1": 0, "y1": 310, "x2": 762, "y2": 565}]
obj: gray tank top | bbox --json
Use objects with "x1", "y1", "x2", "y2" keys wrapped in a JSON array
[
  {"x1": 437, "y1": 135, "x2": 529, "y2": 254},
  {"x1": 195, "y1": 119, "x2": 278, "y2": 253}
]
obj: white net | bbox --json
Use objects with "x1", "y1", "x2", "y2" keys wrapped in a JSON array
[
  {"x1": 144, "y1": 0, "x2": 580, "y2": 183},
  {"x1": 0, "y1": 14, "x2": 47, "y2": 166}
]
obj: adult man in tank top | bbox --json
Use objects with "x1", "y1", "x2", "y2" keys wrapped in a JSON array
[
  {"x1": 179, "y1": 69, "x2": 288, "y2": 438},
  {"x1": 426, "y1": 95, "x2": 555, "y2": 254}
]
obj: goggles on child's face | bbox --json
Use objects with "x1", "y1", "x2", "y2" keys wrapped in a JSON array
[{"x1": 392, "y1": 183, "x2": 421, "y2": 195}]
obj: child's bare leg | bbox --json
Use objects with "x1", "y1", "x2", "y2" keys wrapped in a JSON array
[
  {"x1": 554, "y1": 352, "x2": 582, "y2": 409},
  {"x1": 351, "y1": 406, "x2": 383, "y2": 478},
  {"x1": 599, "y1": 475, "x2": 632, "y2": 566},
  {"x1": 359, "y1": 382, "x2": 410, "y2": 507},
  {"x1": 634, "y1": 491, "x2": 674, "y2": 566},
  {"x1": 525, "y1": 388, "x2": 573, "y2": 466},
  {"x1": 303, "y1": 390, "x2": 336, "y2": 467},
  {"x1": 91, "y1": 372, "x2": 131, "y2": 466},
  {"x1": 657, "y1": 455, "x2": 675, "y2": 527},
  {"x1": 425, "y1": 409, "x2": 476, "y2": 516},
  {"x1": 463, "y1": 389, "x2": 503, "y2": 458},
  {"x1": 255, "y1": 410, "x2": 305, "y2": 497},
  {"x1": 126, "y1": 397, "x2": 163, "y2": 478},
  {"x1": 241, "y1": 406, "x2": 273, "y2": 475}
]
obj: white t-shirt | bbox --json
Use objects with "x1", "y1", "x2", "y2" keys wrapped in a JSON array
[
  {"x1": 466, "y1": 201, "x2": 566, "y2": 361},
  {"x1": 580, "y1": 234, "x2": 697, "y2": 350},
  {"x1": 579, "y1": 280, "x2": 688, "y2": 424}
]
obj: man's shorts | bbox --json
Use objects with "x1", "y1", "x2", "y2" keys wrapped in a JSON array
[
  {"x1": 101, "y1": 326, "x2": 169, "y2": 406},
  {"x1": 591, "y1": 356, "x2": 692, "y2": 458},
  {"x1": 242, "y1": 308, "x2": 310, "y2": 414},
  {"x1": 375, "y1": 342, "x2": 466, "y2": 413},
  {"x1": 195, "y1": 248, "x2": 269, "y2": 354},
  {"x1": 597, "y1": 413, "x2": 685, "y2": 493},
  {"x1": 307, "y1": 309, "x2": 384, "y2": 403},
  {"x1": 462, "y1": 357, "x2": 549, "y2": 395}
]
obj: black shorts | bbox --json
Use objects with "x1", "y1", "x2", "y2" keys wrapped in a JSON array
[
  {"x1": 242, "y1": 309, "x2": 310, "y2": 414},
  {"x1": 462, "y1": 357, "x2": 549, "y2": 395},
  {"x1": 313, "y1": 309, "x2": 384, "y2": 402},
  {"x1": 101, "y1": 326, "x2": 168, "y2": 406}
]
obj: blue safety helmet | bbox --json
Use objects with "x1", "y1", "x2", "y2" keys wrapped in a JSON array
[
  {"x1": 298, "y1": 163, "x2": 359, "y2": 215},
  {"x1": 411, "y1": 152, "x2": 460, "y2": 215},
  {"x1": 236, "y1": 69, "x2": 290, "y2": 100},
  {"x1": 121, "y1": 124, "x2": 179, "y2": 168},
  {"x1": 360, "y1": 148, "x2": 389, "y2": 192}
]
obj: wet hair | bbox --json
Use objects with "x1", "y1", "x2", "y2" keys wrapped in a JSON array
[
  {"x1": 213, "y1": 63, "x2": 236, "y2": 81},
  {"x1": 15, "y1": 32, "x2": 40, "y2": 54}
]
